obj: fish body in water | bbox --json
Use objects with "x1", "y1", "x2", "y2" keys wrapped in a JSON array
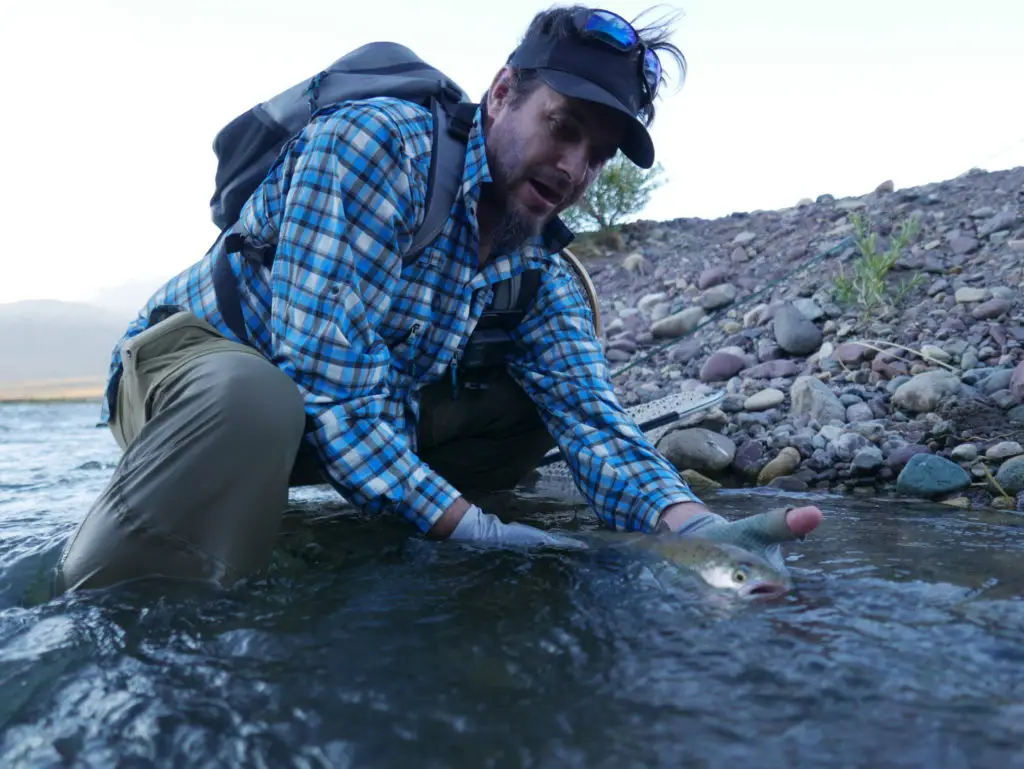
[{"x1": 586, "y1": 531, "x2": 792, "y2": 600}]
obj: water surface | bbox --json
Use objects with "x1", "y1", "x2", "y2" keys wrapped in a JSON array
[{"x1": 1, "y1": 402, "x2": 1022, "y2": 768}]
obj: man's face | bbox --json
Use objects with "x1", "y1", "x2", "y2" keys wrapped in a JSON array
[{"x1": 482, "y1": 75, "x2": 628, "y2": 252}]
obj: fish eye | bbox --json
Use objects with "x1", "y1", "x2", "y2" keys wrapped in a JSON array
[{"x1": 733, "y1": 568, "x2": 748, "y2": 583}]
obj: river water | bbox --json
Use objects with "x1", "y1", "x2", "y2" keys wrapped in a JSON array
[{"x1": 1, "y1": 401, "x2": 1022, "y2": 768}]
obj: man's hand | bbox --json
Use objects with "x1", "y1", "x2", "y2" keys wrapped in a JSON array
[
  {"x1": 656, "y1": 501, "x2": 825, "y2": 571},
  {"x1": 427, "y1": 497, "x2": 586, "y2": 550},
  {"x1": 657, "y1": 501, "x2": 824, "y2": 538}
]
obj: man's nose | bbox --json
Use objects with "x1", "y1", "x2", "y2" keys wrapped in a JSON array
[{"x1": 556, "y1": 144, "x2": 590, "y2": 188}]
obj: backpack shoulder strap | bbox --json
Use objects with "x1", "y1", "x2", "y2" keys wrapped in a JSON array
[
  {"x1": 558, "y1": 248, "x2": 602, "y2": 337},
  {"x1": 403, "y1": 99, "x2": 477, "y2": 266},
  {"x1": 514, "y1": 269, "x2": 541, "y2": 316}
]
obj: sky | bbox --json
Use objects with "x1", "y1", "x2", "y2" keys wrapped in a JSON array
[{"x1": 1, "y1": 0, "x2": 1022, "y2": 311}]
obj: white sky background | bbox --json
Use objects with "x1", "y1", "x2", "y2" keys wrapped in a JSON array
[{"x1": 1, "y1": 0, "x2": 1022, "y2": 309}]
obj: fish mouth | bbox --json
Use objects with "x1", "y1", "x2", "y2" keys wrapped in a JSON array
[{"x1": 740, "y1": 581, "x2": 790, "y2": 601}]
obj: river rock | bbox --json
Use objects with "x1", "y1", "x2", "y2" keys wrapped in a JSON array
[
  {"x1": 892, "y1": 370, "x2": 962, "y2": 414},
  {"x1": 700, "y1": 283, "x2": 738, "y2": 310},
  {"x1": 745, "y1": 388, "x2": 785, "y2": 411},
  {"x1": 955, "y1": 287, "x2": 989, "y2": 304},
  {"x1": 1010, "y1": 361, "x2": 1024, "y2": 399},
  {"x1": 896, "y1": 454, "x2": 972, "y2": 498},
  {"x1": 697, "y1": 266, "x2": 730, "y2": 290},
  {"x1": 833, "y1": 342, "x2": 874, "y2": 365},
  {"x1": 637, "y1": 292, "x2": 669, "y2": 313},
  {"x1": 700, "y1": 351, "x2": 747, "y2": 382},
  {"x1": 757, "y1": 447, "x2": 802, "y2": 485},
  {"x1": 790, "y1": 376, "x2": 846, "y2": 423},
  {"x1": 652, "y1": 307, "x2": 706, "y2": 339},
  {"x1": 742, "y1": 359, "x2": 801, "y2": 379},
  {"x1": 833, "y1": 432, "x2": 872, "y2": 461},
  {"x1": 885, "y1": 444, "x2": 932, "y2": 471},
  {"x1": 668, "y1": 338, "x2": 703, "y2": 364},
  {"x1": 852, "y1": 446, "x2": 885, "y2": 473},
  {"x1": 986, "y1": 441, "x2": 1023, "y2": 460},
  {"x1": 773, "y1": 303, "x2": 823, "y2": 355},
  {"x1": 657, "y1": 428, "x2": 737, "y2": 476},
  {"x1": 978, "y1": 208, "x2": 1019, "y2": 236},
  {"x1": 972, "y1": 298, "x2": 1012, "y2": 320},
  {"x1": 951, "y1": 444, "x2": 979, "y2": 462},
  {"x1": 846, "y1": 401, "x2": 874, "y2": 423},
  {"x1": 730, "y1": 440, "x2": 767, "y2": 479},
  {"x1": 994, "y1": 456, "x2": 1024, "y2": 496},
  {"x1": 792, "y1": 298, "x2": 824, "y2": 321},
  {"x1": 680, "y1": 469, "x2": 722, "y2": 494}
]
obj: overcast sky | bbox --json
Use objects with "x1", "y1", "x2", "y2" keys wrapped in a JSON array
[{"x1": 2, "y1": 0, "x2": 1022, "y2": 310}]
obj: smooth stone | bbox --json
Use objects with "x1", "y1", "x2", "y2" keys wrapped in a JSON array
[
  {"x1": 773, "y1": 304, "x2": 823, "y2": 356},
  {"x1": 658, "y1": 428, "x2": 737, "y2": 476},
  {"x1": 950, "y1": 444, "x2": 979, "y2": 462},
  {"x1": 896, "y1": 454, "x2": 971, "y2": 498},
  {"x1": 700, "y1": 352, "x2": 748, "y2": 383},
  {"x1": 892, "y1": 370, "x2": 962, "y2": 414},
  {"x1": 745, "y1": 388, "x2": 786, "y2": 411},
  {"x1": 757, "y1": 447, "x2": 802, "y2": 485},
  {"x1": 790, "y1": 376, "x2": 846, "y2": 423},
  {"x1": 986, "y1": 441, "x2": 1024, "y2": 460},
  {"x1": 852, "y1": 446, "x2": 885, "y2": 473},
  {"x1": 954, "y1": 287, "x2": 989, "y2": 303},
  {"x1": 994, "y1": 456, "x2": 1024, "y2": 496},
  {"x1": 652, "y1": 307, "x2": 707, "y2": 339}
]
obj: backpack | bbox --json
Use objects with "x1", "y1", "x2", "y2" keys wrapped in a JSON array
[{"x1": 207, "y1": 41, "x2": 540, "y2": 369}]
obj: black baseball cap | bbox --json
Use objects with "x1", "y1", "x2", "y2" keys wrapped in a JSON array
[{"x1": 507, "y1": 23, "x2": 656, "y2": 168}]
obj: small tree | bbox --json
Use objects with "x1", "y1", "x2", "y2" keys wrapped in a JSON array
[{"x1": 561, "y1": 154, "x2": 666, "y2": 232}]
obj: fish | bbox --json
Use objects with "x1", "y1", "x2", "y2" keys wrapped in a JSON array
[{"x1": 583, "y1": 531, "x2": 793, "y2": 600}]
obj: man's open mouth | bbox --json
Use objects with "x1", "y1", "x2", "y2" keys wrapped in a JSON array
[{"x1": 529, "y1": 179, "x2": 561, "y2": 206}]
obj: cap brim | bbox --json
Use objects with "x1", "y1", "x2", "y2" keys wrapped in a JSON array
[{"x1": 536, "y1": 70, "x2": 655, "y2": 169}]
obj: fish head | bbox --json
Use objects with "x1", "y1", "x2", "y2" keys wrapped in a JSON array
[{"x1": 686, "y1": 541, "x2": 793, "y2": 600}]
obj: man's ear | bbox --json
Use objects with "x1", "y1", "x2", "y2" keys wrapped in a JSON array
[{"x1": 485, "y1": 66, "x2": 516, "y2": 115}]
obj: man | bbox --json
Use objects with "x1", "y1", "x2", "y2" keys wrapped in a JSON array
[{"x1": 54, "y1": 5, "x2": 822, "y2": 593}]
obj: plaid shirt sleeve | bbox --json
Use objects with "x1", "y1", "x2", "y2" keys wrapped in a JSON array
[
  {"x1": 507, "y1": 255, "x2": 704, "y2": 532},
  {"x1": 254, "y1": 103, "x2": 460, "y2": 532}
]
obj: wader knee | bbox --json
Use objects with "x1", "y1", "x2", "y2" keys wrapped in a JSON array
[{"x1": 55, "y1": 314, "x2": 307, "y2": 593}]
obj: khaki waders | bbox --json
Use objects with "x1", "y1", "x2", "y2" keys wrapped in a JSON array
[{"x1": 54, "y1": 250, "x2": 600, "y2": 593}]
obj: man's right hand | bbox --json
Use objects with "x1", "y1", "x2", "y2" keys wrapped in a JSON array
[{"x1": 428, "y1": 498, "x2": 586, "y2": 550}]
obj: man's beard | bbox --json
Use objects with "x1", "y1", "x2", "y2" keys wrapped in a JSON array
[{"x1": 482, "y1": 129, "x2": 546, "y2": 256}]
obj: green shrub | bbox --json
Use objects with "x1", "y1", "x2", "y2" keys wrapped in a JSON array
[
  {"x1": 561, "y1": 154, "x2": 666, "y2": 233},
  {"x1": 832, "y1": 212, "x2": 924, "y2": 315}
]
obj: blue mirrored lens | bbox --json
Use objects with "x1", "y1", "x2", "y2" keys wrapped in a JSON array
[
  {"x1": 643, "y1": 48, "x2": 662, "y2": 92},
  {"x1": 584, "y1": 10, "x2": 637, "y2": 50}
]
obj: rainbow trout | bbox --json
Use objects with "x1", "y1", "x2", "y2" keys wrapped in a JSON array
[{"x1": 584, "y1": 531, "x2": 792, "y2": 600}]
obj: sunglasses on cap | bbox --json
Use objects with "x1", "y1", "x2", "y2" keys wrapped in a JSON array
[{"x1": 570, "y1": 8, "x2": 662, "y2": 107}]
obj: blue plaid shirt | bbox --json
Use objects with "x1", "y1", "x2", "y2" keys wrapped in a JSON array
[{"x1": 103, "y1": 97, "x2": 702, "y2": 533}]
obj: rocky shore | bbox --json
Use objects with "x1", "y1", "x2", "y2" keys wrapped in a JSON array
[{"x1": 582, "y1": 165, "x2": 1024, "y2": 513}]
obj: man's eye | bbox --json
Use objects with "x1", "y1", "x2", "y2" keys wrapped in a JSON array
[{"x1": 550, "y1": 117, "x2": 577, "y2": 141}]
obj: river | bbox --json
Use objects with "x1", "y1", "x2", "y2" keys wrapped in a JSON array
[{"x1": 1, "y1": 401, "x2": 1022, "y2": 768}]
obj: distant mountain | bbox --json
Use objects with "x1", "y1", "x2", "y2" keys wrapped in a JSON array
[
  {"x1": 0, "y1": 300, "x2": 130, "y2": 400},
  {"x1": 84, "y1": 276, "x2": 168, "y2": 321}
]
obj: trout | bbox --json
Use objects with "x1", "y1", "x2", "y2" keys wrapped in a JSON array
[{"x1": 586, "y1": 531, "x2": 793, "y2": 600}]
